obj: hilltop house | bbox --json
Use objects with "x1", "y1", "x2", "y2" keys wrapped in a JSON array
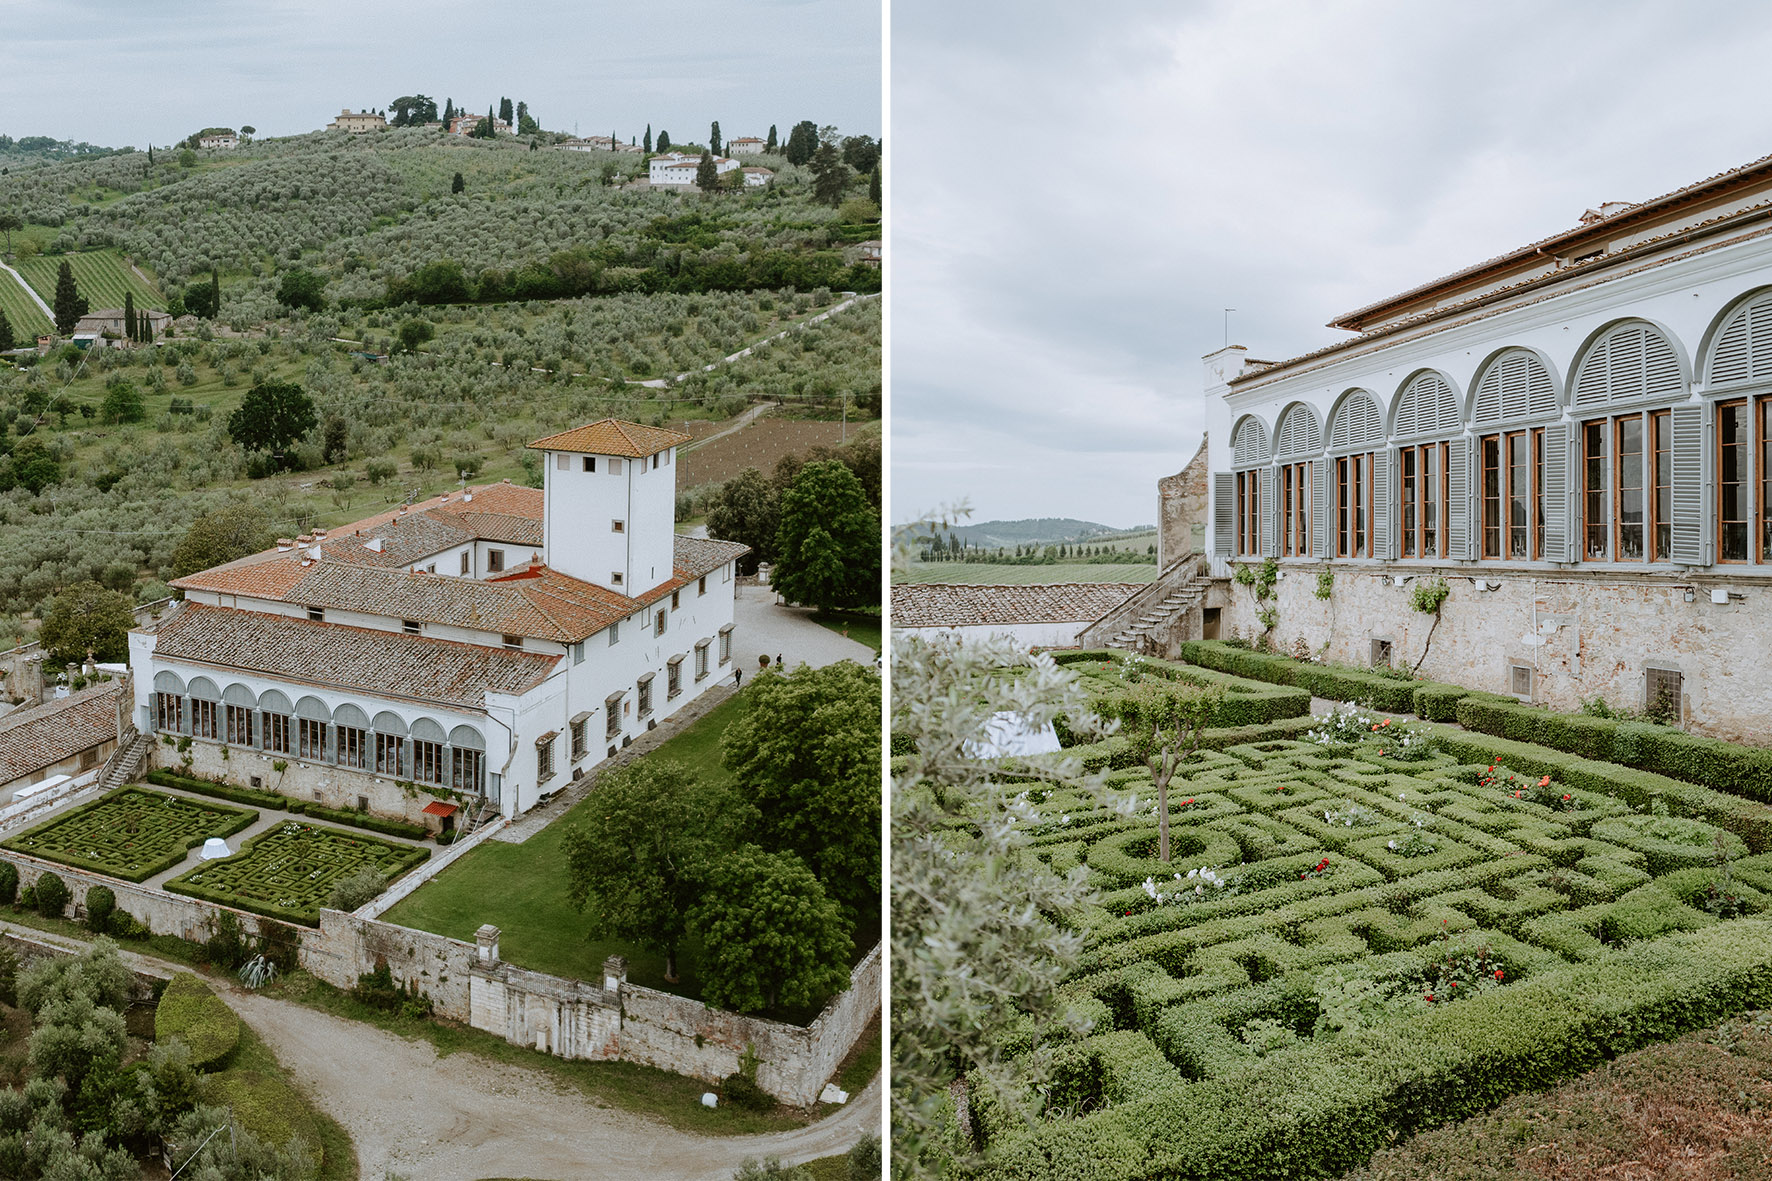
[
  {"x1": 326, "y1": 109, "x2": 387, "y2": 134},
  {"x1": 1180, "y1": 144, "x2": 1772, "y2": 741},
  {"x1": 727, "y1": 137, "x2": 766, "y2": 155},
  {"x1": 198, "y1": 131, "x2": 238, "y2": 150},
  {"x1": 648, "y1": 152, "x2": 738, "y2": 186},
  {"x1": 73, "y1": 308, "x2": 171, "y2": 346},
  {"x1": 129, "y1": 420, "x2": 747, "y2": 827},
  {"x1": 559, "y1": 136, "x2": 615, "y2": 152},
  {"x1": 449, "y1": 114, "x2": 512, "y2": 136},
  {"x1": 741, "y1": 167, "x2": 774, "y2": 188}
]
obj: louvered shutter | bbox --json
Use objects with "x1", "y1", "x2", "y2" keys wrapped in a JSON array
[
  {"x1": 1670, "y1": 403, "x2": 1710, "y2": 566},
  {"x1": 1447, "y1": 436, "x2": 1474, "y2": 559},
  {"x1": 1260, "y1": 466, "x2": 1277, "y2": 557},
  {"x1": 1212, "y1": 472, "x2": 1233, "y2": 557},
  {"x1": 1311, "y1": 460, "x2": 1329, "y2": 558},
  {"x1": 1541, "y1": 423, "x2": 1574, "y2": 563},
  {"x1": 1709, "y1": 296, "x2": 1772, "y2": 386},
  {"x1": 1372, "y1": 449, "x2": 1394, "y2": 560}
]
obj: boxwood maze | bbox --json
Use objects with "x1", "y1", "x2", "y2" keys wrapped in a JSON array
[
  {"x1": 1, "y1": 788, "x2": 256, "y2": 882},
  {"x1": 166, "y1": 820, "x2": 428, "y2": 925},
  {"x1": 978, "y1": 732, "x2": 1772, "y2": 1180}
]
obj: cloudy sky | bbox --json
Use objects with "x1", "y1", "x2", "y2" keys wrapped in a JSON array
[
  {"x1": 0, "y1": 0, "x2": 880, "y2": 148},
  {"x1": 891, "y1": 0, "x2": 1772, "y2": 527}
]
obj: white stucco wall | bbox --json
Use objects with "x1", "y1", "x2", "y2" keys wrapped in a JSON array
[{"x1": 541, "y1": 446, "x2": 675, "y2": 593}]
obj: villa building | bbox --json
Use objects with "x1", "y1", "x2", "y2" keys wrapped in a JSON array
[
  {"x1": 1178, "y1": 147, "x2": 1772, "y2": 741},
  {"x1": 648, "y1": 152, "x2": 738, "y2": 186},
  {"x1": 727, "y1": 136, "x2": 766, "y2": 156},
  {"x1": 129, "y1": 420, "x2": 746, "y2": 828},
  {"x1": 326, "y1": 109, "x2": 387, "y2": 134}
]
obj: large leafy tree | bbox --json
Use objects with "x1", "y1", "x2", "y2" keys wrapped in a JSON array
[
  {"x1": 0, "y1": 437, "x2": 62, "y2": 494},
  {"x1": 696, "y1": 150, "x2": 720, "y2": 194},
  {"x1": 706, "y1": 467, "x2": 779, "y2": 573},
  {"x1": 722, "y1": 660, "x2": 880, "y2": 923},
  {"x1": 772, "y1": 461, "x2": 879, "y2": 611},
  {"x1": 784, "y1": 120, "x2": 818, "y2": 166},
  {"x1": 810, "y1": 142, "x2": 850, "y2": 207},
  {"x1": 99, "y1": 378, "x2": 144, "y2": 425},
  {"x1": 657, "y1": 129, "x2": 672, "y2": 153},
  {"x1": 51, "y1": 260, "x2": 87, "y2": 335},
  {"x1": 840, "y1": 135, "x2": 878, "y2": 173},
  {"x1": 226, "y1": 380, "x2": 317, "y2": 472},
  {"x1": 0, "y1": 211, "x2": 20, "y2": 257},
  {"x1": 275, "y1": 267, "x2": 325, "y2": 312},
  {"x1": 562, "y1": 760, "x2": 731, "y2": 983},
  {"x1": 690, "y1": 845, "x2": 851, "y2": 1014},
  {"x1": 41, "y1": 581, "x2": 135, "y2": 664},
  {"x1": 170, "y1": 504, "x2": 274, "y2": 577},
  {"x1": 891, "y1": 630, "x2": 1116, "y2": 1179}
]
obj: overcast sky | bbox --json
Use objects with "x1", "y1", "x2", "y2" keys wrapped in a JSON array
[
  {"x1": 0, "y1": 0, "x2": 880, "y2": 147},
  {"x1": 891, "y1": 0, "x2": 1772, "y2": 527}
]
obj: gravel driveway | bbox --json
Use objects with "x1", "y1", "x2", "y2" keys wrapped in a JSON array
[{"x1": 221, "y1": 982, "x2": 879, "y2": 1181}]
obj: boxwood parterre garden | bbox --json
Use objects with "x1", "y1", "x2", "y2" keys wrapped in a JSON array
[
  {"x1": 0, "y1": 786, "x2": 255, "y2": 881},
  {"x1": 965, "y1": 650, "x2": 1772, "y2": 1180},
  {"x1": 166, "y1": 818, "x2": 428, "y2": 925}
]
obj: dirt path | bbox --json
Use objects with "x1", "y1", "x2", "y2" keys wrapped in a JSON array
[
  {"x1": 631, "y1": 292, "x2": 878, "y2": 389},
  {"x1": 220, "y1": 984, "x2": 879, "y2": 1181}
]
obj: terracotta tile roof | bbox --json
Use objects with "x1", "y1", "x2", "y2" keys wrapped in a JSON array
[
  {"x1": 527, "y1": 419, "x2": 693, "y2": 458},
  {"x1": 0, "y1": 682, "x2": 121, "y2": 785},
  {"x1": 431, "y1": 482, "x2": 542, "y2": 520},
  {"x1": 890, "y1": 583, "x2": 1141, "y2": 629},
  {"x1": 447, "y1": 512, "x2": 543, "y2": 546},
  {"x1": 171, "y1": 553, "x2": 311, "y2": 597},
  {"x1": 151, "y1": 606, "x2": 559, "y2": 709}
]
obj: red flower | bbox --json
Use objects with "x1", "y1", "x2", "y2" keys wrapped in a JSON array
[
  {"x1": 1425, "y1": 993, "x2": 1435, "y2": 1003},
  {"x1": 1494, "y1": 969, "x2": 1504, "y2": 980},
  {"x1": 1539, "y1": 776, "x2": 1551, "y2": 787},
  {"x1": 1300, "y1": 872, "x2": 1307, "y2": 879},
  {"x1": 1383, "y1": 719, "x2": 1392, "y2": 727},
  {"x1": 1563, "y1": 794, "x2": 1572, "y2": 801},
  {"x1": 1451, "y1": 982, "x2": 1459, "y2": 988},
  {"x1": 1371, "y1": 725, "x2": 1380, "y2": 732},
  {"x1": 1182, "y1": 798, "x2": 1195, "y2": 807}
]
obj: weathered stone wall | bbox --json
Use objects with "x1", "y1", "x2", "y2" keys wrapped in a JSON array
[
  {"x1": 0, "y1": 849, "x2": 253, "y2": 942},
  {"x1": 1158, "y1": 435, "x2": 1209, "y2": 570},
  {"x1": 304, "y1": 909, "x2": 476, "y2": 1017},
  {"x1": 1217, "y1": 563, "x2": 1772, "y2": 742},
  {"x1": 168, "y1": 739, "x2": 446, "y2": 828}
]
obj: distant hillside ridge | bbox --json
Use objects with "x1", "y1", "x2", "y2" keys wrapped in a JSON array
[{"x1": 895, "y1": 518, "x2": 1153, "y2": 549}]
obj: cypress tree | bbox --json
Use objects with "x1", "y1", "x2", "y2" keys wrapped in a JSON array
[
  {"x1": 443, "y1": 98, "x2": 454, "y2": 126},
  {"x1": 0, "y1": 308, "x2": 13, "y2": 354},
  {"x1": 765, "y1": 124, "x2": 777, "y2": 153},
  {"x1": 124, "y1": 292, "x2": 136, "y2": 343},
  {"x1": 451, "y1": 171, "x2": 465, "y2": 194},
  {"x1": 499, "y1": 96, "x2": 514, "y2": 125},
  {"x1": 657, "y1": 129, "x2": 671, "y2": 153},
  {"x1": 869, "y1": 165, "x2": 881, "y2": 206},
  {"x1": 695, "y1": 149, "x2": 719, "y2": 194},
  {"x1": 709, "y1": 121, "x2": 722, "y2": 156},
  {"x1": 52, "y1": 260, "x2": 86, "y2": 335},
  {"x1": 644, "y1": 123, "x2": 652, "y2": 153}
]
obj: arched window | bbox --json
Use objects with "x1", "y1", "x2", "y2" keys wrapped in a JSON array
[
  {"x1": 448, "y1": 725, "x2": 486, "y2": 794},
  {"x1": 1465, "y1": 353, "x2": 1562, "y2": 563},
  {"x1": 1273, "y1": 405, "x2": 1322, "y2": 558},
  {"x1": 152, "y1": 670, "x2": 186, "y2": 735},
  {"x1": 222, "y1": 684, "x2": 257, "y2": 746},
  {"x1": 1227, "y1": 415, "x2": 1272, "y2": 559},
  {"x1": 372, "y1": 711, "x2": 408, "y2": 777},
  {"x1": 1570, "y1": 322, "x2": 1690, "y2": 564},
  {"x1": 334, "y1": 704, "x2": 370, "y2": 770},
  {"x1": 295, "y1": 696, "x2": 330, "y2": 761},
  {"x1": 1709, "y1": 291, "x2": 1772, "y2": 387},
  {"x1": 1471, "y1": 351, "x2": 1557, "y2": 427},
  {"x1": 410, "y1": 718, "x2": 447, "y2": 786},
  {"x1": 1392, "y1": 374, "x2": 1463, "y2": 562},
  {"x1": 1393, "y1": 372, "x2": 1462, "y2": 439},
  {"x1": 186, "y1": 676, "x2": 220, "y2": 739},
  {"x1": 1327, "y1": 393, "x2": 1386, "y2": 558},
  {"x1": 258, "y1": 689, "x2": 293, "y2": 755}
]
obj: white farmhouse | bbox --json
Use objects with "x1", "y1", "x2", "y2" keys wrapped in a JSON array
[
  {"x1": 727, "y1": 137, "x2": 766, "y2": 156},
  {"x1": 741, "y1": 167, "x2": 774, "y2": 188},
  {"x1": 198, "y1": 132, "x2": 239, "y2": 150},
  {"x1": 129, "y1": 420, "x2": 747, "y2": 830},
  {"x1": 648, "y1": 151, "x2": 738, "y2": 186}
]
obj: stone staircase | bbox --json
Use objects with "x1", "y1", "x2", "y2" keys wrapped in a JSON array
[
  {"x1": 96, "y1": 728, "x2": 153, "y2": 792},
  {"x1": 1077, "y1": 553, "x2": 1209, "y2": 657}
]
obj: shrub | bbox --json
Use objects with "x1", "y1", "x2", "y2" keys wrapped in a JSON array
[
  {"x1": 297, "y1": 801, "x2": 427, "y2": 840},
  {"x1": 205, "y1": 910, "x2": 246, "y2": 970},
  {"x1": 201, "y1": 1068, "x2": 322, "y2": 1155},
  {"x1": 109, "y1": 910, "x2": 150, "y2": 940},
  {"x1": 145, "y1": 768, "x2": 290, "y2": 811},
  {"x1": 0, "y1": 862, "x2": 18, "y2": 906},
  {"x1": 156, "y1": 972, "x2": 241, "y2": 1070},
  {"x1": 721, "y1": 1070, "x2": 775, "y2": 1111},
  {"x1": 351, "y1": 956, "x2": 432, "y2": 1018},
  {"x1": 32, "y1": 872, "x2": 68, "y2": 918},
  {"x1": 84, "y1": 885, "x2": 115, "y2": 933},
  {"x1": 327, "y1": 866, "x2": 384, "y2": 912}
]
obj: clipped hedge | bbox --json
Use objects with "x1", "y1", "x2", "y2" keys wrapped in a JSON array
[
  {"x1": 145, "y1": 769, "x2": 290, "y2": 811},
  {"x1": 1056, "y1": 651, "x2": 1311, "y2": 729},
  {"x1": 2, "y1": 787, "x2": 257, "y2": 883},
  {"x1": 1454, "y1": 695, "x2": 1772, "y2": 804},
  {"x1": 1057, "y1": 716, "x2": 1319, "y2": 773},
  {"x1": 156, "y1": 972, "x2": 240, "y2": 1070},
  {"x1": 1176, "y1": 641, "x2": 1470, "y2": 718},
  {"x1": 979, "y1": 921, "x2": 1772, "y2": 1180},
  {"x1": 294, "y1": 802, "x2": 428, "y2": 841}
]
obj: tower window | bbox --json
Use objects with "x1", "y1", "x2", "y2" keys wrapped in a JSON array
[
  {"x1": 582, "y1": 456, "x2": 596, "y2": 472},
  {"x1": 611, "y1": 571, "x2": 623, "y2": 585},
  {"x1": 556, "y1": 454, "x2": 570, "y2": 470},
  {"x1": 488, "y1": 549, "x2": 505, "y2": 572},
  {"x1": 609, "y1": 458, "x2": 624, "y2": 475},
  {"x1": 612, "y1": 520, "x2": 625, "y2": 533},
  {"x1": 460, "y1": 551, "x2": 470, "y2": 575}
]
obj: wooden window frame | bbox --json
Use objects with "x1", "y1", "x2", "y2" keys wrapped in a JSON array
[
  {"x1": 225, "y1": 704, "x2": 253, "y2": 746},
  {"x1": 337, "y1": 726, "x2": 367, "y2": 770},
  {"x1": 1480, "y1": 433, "x2": 1502, "y2": 559},
  {"x1": 263, "y1": 712, "x2": 291, "y2": 755},
  {"x1": 1718, "y1": 398, "x2": 1750, "y2": 564},
  {"x1": 1615, "y1": 415, "x2": 1647, "y2": 562},
  {"x1": 297, "y1": 718, "x2": 326, "y2": 761},
  {"x1": 1336, "y1": 454, "x2": 1370, "y2": 558},
  {"x1": 412, "y1": 739, "x2": 445, "y2": 785},
  {"x1": 1400, "y1": 447, "x2": 1417, "y2": 558},
  {"x1": 155, "y1": 692, "x2": 183, "y2": 734},
  {"x1": 1583, "y1": 419, "x2": 1608, "y2": 561},
  {"x1": 192, "y1": 698, "x2": 218, "y2": 740},
  {"x1": 451, "y1": 747, "x2": 483, "y2": 793},
  {"x1": 375, "y1": 733, "x2": 404, "y2": 776}
]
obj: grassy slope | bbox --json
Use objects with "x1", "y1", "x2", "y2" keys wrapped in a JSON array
[
  {"x1": 895, "y1": 561, "x2": 1158, "y2": 586},
  {"x1": 382, "y1": 693, "x2": 750, "y2": 1001},
  {"x1": 0, "y1": 266, "x2": 50, "y2": 336},
  {"x1": 16, "y1": 248, "x2": 163, "y2": 311}
]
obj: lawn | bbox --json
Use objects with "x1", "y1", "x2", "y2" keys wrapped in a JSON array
[
  {"x1": 165, "y1": 819, "x2": 428, "y2": 925},
  {"x1": 894, "y1": 560, "x2": 1158, "y2": 585},
  {"x1": 812, "y1": 608, "x2": 881, "y2": 653},
  {"x1": 968, "y1": 683, "x2": 1772, "y2": 1179},
  {"x1": 2, "y1": 787, "x2": 256, "y2": 882},
  {"x1": 382, "y1": 692, "x2": 753, "y2": 1001}
]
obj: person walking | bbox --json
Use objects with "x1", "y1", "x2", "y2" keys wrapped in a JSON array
[
  {"x1": 777, "y1": 652, "x2": 784, "y2": 670},
  {"x1": 734, "y1": 667, "x2": 743, "y2": 688}
]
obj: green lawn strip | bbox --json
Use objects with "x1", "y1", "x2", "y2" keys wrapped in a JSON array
[
  {"x1": 895, "y1": 561, "x2": 1158, "y2": 586},
  {"x1": 811, "y1": 609, "x2": 881, "y2": 653},
  {"x1": 214, "y1": 1019, "x2": 358, "y2": 1180},
  {"x1": 382, "y1": 693, "x2": 750, "y2": 999},
  {"x1": 803, "y1": 1156, "x2": 850, "y2": 1181},
  {"x1": 1, "y1": 787, "x2": 256, "y2": 882},
  {"x1": 832, "y1": 1012, "x2": 881, "y2": 1095},
  {"x1": 166, "y1": 819, "x2": 428, "y2": 925},
  {"x1": 261, "y1": 968, "x2": 826, "y2": 1135}
]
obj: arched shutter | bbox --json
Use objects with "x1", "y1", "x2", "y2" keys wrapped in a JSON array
[
  {"x1": 1395, "y1": 374, "x2": 1460, "y2": 439},
  {"x1": 1573, "y1": 324, "x2": 1684, "y2": 410},
  {"x1": 1447, "y1": 437, "x2": 1474, "y2": 560},
  {"x1": 1212, "y1": 472, "x2": 1232, "y2": 557},
  {"x1": 1540, "y1": 423, "x2": 1574, "y2": 563},
  {"x1": 1709, "y1": 294, "x2": 1772, "y2": 386},
  {"x1": 1473, "y1": 352, "x2": 1556, "y2": 426},
  {"x1": 1670, "y1": 403, "x2": 1710, "y2": 565}
]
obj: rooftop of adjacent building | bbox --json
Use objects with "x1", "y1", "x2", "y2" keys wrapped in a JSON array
[
  {"x1": 0, "y1": 682, "x2": 120, "y2": 784},
  {"x1": 891, "y1": 582, "x2": 1142, "y2": 628}
]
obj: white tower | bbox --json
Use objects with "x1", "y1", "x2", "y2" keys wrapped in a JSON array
[{"x1": 528, "y1": 419, "x2": 691, "y2": 594}]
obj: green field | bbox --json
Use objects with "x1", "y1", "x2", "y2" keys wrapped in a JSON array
[
  {"x1": 895, "y1": 561, "x2": 1159, "y2": 585},
  {"x1": 15, "y1": 248, "x2": 164, "y2": 314},
  {"x1": 0, "y1": 265, "x2": 50, "y2": 336},
  {"x1": 383, "y1": 693, "x2": 751, "y2": 1004}
]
